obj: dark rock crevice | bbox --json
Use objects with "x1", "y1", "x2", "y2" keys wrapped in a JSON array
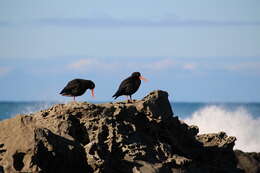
[
  {"x1": 32, "y1": 128, "x2": 92, "y2": 173},
  {"x1": 12, "y1": 152, "x2": 25, "y2": 171}
]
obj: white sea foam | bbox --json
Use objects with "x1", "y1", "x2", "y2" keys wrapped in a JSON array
[
  {"x1": 19, "y1": 103, "x2": 54, "y2": 115},
  {"x1": 184, "y1": 105, "x2": 260, "y2": 152}
]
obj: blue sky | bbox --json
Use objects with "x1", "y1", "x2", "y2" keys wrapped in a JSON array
[{"x1": 0, "y1": 0, "x2": 260, "y2": 102}]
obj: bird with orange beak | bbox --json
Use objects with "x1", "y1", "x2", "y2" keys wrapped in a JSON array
[
  {"x1": 60, "y1": 79, "x2": 95, "y2": 101},
  {"x1": 113, "y1": 72, "x2": 148, "y2": 101}
]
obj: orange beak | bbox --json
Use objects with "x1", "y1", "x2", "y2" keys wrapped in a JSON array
[
  {"x1": 139, "y1": 76, "x2": 148, "y2": 82},
  {"x1": 91, "y1": 89, "x2": 95, "y2": 98}
]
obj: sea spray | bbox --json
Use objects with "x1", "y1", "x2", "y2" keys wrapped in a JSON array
[
  {"x1": 19, "y1": 102, "x2": 55, "y2": 115},
  {"x1": 184, "y1": 105, "x2": 260, "y2": 152}
]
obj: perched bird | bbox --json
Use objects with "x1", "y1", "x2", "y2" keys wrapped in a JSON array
[
  {"x1": 60, "y1": 79, "x2": 95, "y2": 101},
  {"x1": 113, "y1": 72, "x2": 148, "y2": 101}
]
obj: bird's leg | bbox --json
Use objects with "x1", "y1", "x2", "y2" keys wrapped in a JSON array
[
  {"x1": 125, "y1": 95, "x2": 133, "y2": 103},
  {"x1": 129, "y1": 95, "x2": 133, "y2": 102}
]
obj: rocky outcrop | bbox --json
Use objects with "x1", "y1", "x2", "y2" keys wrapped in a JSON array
[
  {"x1": 235, "y1": 150, "x2": 260, "y2": 173},
  {"x1": 0, "y1": 90, "x2": 257, "y2": 172}
]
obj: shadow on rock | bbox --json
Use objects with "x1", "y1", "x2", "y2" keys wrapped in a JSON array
[{"x1": 32, "y1": 128, "x2": 92, "y2": 173}]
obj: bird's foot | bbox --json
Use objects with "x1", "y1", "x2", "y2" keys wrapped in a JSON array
[{"x1": 126, "y1": 99, "x2": 132, "y2": 103}]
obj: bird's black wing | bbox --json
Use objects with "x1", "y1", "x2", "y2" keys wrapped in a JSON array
[
  {"x1": 113, "y1": 77, "x2": 134, "y2": 98},
  {"x1": 60, "y1": 79, "x2": 82, "y2": 95}
]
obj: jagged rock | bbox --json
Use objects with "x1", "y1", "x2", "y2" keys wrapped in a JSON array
[
  {"x1": 0, "y1": 90, "x2": 256, "y2": 173},
  {"x1": 235, "y1": 150, "x2": 260, "y2": 173}
]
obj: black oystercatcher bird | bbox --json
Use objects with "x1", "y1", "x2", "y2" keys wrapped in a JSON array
[
  {"x1": 113, "y1": 72, "x2": 148, "y2": 101},
  {"x1": 60, "y1": 79, "x2": 95, "y2": 101}
]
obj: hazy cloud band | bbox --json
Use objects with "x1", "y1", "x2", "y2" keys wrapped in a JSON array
[{"x1": 1, "y1": 18, "x2": 260, "y2": 28}]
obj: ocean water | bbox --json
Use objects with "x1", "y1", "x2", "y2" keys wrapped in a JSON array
[{"x1": 0, "y1": 101, "x2": 260, "y2": 152}]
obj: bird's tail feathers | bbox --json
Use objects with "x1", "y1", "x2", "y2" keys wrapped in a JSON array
[
  {"x1": 60, "y1": 88, "x2": 70, "y2": 95},
  {"x1": 112, "y1": 93, "x2": 119, "y2": 99}
]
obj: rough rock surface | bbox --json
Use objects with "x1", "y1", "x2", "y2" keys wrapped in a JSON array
[
  {"x1": 0, "y1": 90, "x2": 258, "y2": 172},
  {"x1": 235, "y1": 150, "x2": 260, "y2": 173}
]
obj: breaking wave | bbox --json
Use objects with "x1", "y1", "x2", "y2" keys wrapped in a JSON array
[{"x1": 184, "y1": 105, "x2": 260, "y2": 152}]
